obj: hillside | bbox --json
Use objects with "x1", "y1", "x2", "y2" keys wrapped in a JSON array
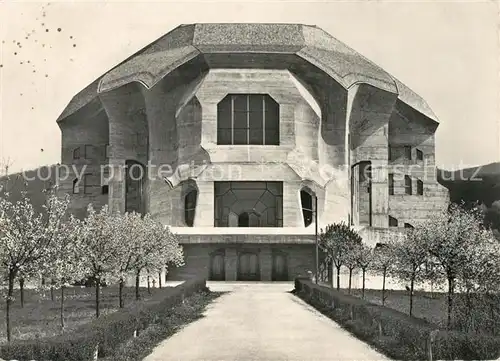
[
  {"x1": 437, "y1": 162, "x2": 500, "y2": 207},
  {"x1": 0, "y1": 165, "x2": 58, "y2": 211}
]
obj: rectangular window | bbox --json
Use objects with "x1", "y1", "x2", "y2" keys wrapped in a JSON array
[
  {"x1": 388, "y1": 145, "x2": 392, "y2": 161},
  {"x1": 388, "y1": 173, "x2": 394, "y2": 195},
  {"x1": 73, "y1": 147, "x2": 80, "y2": 160},
  {"x1": 404, "y1": 146, "x2": 412, "y2": 160},
  {"x1": 405, "y1": 175, "x2": 412, "y2": 195},
  {"x1": 389, "y1": 216, "x2": 398, "y2": 227},
  {"x1": 416, "y1": 149, "x2": 423, "y2": 161},
  {"x1": 83, "y1": 174, "x2": 93, "y2": 194},
  {"x1": 85, "y1": 145, "x2": 93, "y2": 159},
  {"x1": 72, "y1": 178, "x2": 80, "y2": 194},
  {"x1": 105, "y1": 144, "x2": 110, "y2": 159},
  {"x1": 417, "y1": 179, "x2": 424, "y2": 195},
  {"x1": 217, "y1": 94, "x2": 279, "y2": 145}
]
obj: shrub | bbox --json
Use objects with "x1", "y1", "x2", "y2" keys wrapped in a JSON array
[
  {"x1": 295, "y1": 278, "x2": 500, "y2": 360},
  {"x1": 0, "y1": 278, "x2": 206, "y2": 361}
]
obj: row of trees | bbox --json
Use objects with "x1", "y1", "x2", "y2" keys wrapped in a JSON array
[
  {"x1": 0, "y1": 188, "x2": 184, "y2": 342},
  {"x1": 319, "y1": 203, "x2": 500, "y2": 332}
]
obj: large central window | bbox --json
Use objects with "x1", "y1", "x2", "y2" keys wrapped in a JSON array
[
  {"x1": 217, "y1": 94, "x2": 280, "y2": 145},
  {"x1": 214, "y1": 181, "x2": 283, "y2": 227}
]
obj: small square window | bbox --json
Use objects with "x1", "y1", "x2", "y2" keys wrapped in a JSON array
[
  {"x1": 101, "y1": 185, "x2": 109, "y2": 195},
  {"x1": 389, "y1": 216, "x2": 398, "y2": 227}
]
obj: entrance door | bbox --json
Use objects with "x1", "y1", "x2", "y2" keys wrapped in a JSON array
[
  {"x1": 210, "y1": 251, "x2": 225, "y2": 281},
  {"x1": 237, "y1": 252, "x2": 260, "y2": 281},
  {"x1": 272, "y1": 252, "x2": 288, "y2": 281}
]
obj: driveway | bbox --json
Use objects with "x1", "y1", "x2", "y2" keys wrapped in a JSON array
[{"x1": 143, "y1": 282, "x2": 390, "y2": 361}]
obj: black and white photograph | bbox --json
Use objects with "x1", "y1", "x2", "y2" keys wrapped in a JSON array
[{"x1": 0, "y1": 1, "x2": 499, "y2": 360}]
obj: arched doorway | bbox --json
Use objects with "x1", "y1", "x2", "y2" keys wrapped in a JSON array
[
  {"x1": 237, "y1": 251, "x2": 260, "y2": 281},
  {"x1": 272, "y1": 251, "x2": 288, "y2": 281},
  {"x1": 209, "y1": 250, "x2": 225, "y2": 281},
  {"x1": 238, "y1": 212, "x2": 250, "y2": 227}
]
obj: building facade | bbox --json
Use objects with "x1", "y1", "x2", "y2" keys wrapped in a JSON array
[{"x1": 56, "y1": 23, "x2": 449, "y2": 282}]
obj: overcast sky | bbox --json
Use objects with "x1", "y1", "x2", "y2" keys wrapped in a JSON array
[{"x1": 0, "y1": 0, "x2": 498, "y2": 173}]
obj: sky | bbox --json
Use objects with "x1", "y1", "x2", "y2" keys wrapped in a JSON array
[{"x1": 0, "y1": 0, "x2": 498, "y2": 173}]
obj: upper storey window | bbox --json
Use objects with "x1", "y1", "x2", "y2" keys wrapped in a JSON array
[{"x1": 217, "y1": 94, "x2": 280, "y2": 146}]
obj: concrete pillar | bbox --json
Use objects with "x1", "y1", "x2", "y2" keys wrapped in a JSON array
[
  {"x1": 225, "y1": 247, "x2": 237, "y2": 281},
  {"x1": 195, "y1": 180, "x2": 214, "y2": 227},
  {"x1": 260, "y1": 246, "x2": 272, "y2": 281},
  {"x1": 371, "y1": 159, "x2": 389, "y2": 227},
  {"x1": 109, "y1": 161, "x2": 125, "y2": 214}
]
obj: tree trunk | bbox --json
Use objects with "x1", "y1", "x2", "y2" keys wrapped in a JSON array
[
  {"x1": 158, "y1": 272, "x2": 162, "y2": 289},
  {"x1": 336, "y1": 265, "x2": 341, "y2": 291},
  {"x1": 382, "y1": 268, "x2": 387, "y2": 306},
  {"x1": 464, "y1": 289, "x2": 472, "y2": 333},
  {"x1": 95, "y1": 278, "x2": 101, "y2": 318},
  {"x1": 348, "y1": 268, "x2": 353, "y2": 294},
  {"x1": 409, "y1": 276, "x2": 415, "y2": 317},
  {"x1": 447, "y1": 277, "x2": 454, "y2": 329},
  {"x1": 119, "y1": 278, "x2": 124, "y2": 308},
  {"x1": 135, "y1": 270, "x2": 141, "y2": 301},
  {"x1": 19, "y1": 278, "x2": 25, "y2": 308},
  {"x1": 6, "y1": 270, "x2": 16, "y2": 343},
  {"x1": 50, "y1": 281, "x2": 55, "y2": 302},
  {"x1": 60, "y1": 285, "x2": 65, "y2": 330},
  {"x1": 147, "y1": 275, "x2": 151, "y2": 295},
  {"x1": 362, "y1": 269, "x2": 366, "y2": 299}
]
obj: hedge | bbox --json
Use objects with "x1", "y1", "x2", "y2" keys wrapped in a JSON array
[
  {"x1": 0, "y1": 278, "x2": 207, "y2": 361},
  {"x1": 294, "y1": 278, "x2": 500, "y2": 360}
]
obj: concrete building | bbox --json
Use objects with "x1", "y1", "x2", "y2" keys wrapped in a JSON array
[{"x1": 56, "y1": 23, "x2": 449, "y2": 282}]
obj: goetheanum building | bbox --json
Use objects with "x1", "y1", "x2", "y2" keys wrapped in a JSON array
[{"x1": 56, "y1": 23, "x2": 449, "y2": 282}]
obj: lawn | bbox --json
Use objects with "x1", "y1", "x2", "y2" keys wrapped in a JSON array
[
  {"x1": 342, "y1": 288, "x2": 449, "y2": 326},
  {"x1": 0, "y1": 286, "x2": 167, "y2": 344}
]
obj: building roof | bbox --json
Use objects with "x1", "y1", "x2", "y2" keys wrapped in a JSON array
[{"x1": 57, "y1": 23, "x2": 437, "y2": 123}]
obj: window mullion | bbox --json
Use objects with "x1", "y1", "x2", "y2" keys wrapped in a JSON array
[
  {"x1": 231, "y1": 95, "x2": 234, "y2": 145},
  {"x1": 262, "y1": 96, "x2": 266, "y2": 145},
  {"x1": 247, "y1": 95, "x2": 250, "y2": 145}
]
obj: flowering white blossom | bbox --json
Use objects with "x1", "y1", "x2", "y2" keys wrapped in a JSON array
[{"x1": 0, "y1": 189, "x2": 70, "y2": 341}]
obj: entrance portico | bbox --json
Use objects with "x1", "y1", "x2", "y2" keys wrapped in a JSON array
[{"x1": 168, "y1": 229, "x2": 315, "y2": 282}]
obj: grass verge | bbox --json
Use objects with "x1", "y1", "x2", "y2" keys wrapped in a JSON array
[
  {"x1": 0, "y1": 286, "x2": 166, "y2": 343},
  {"x1": 294, "y1": 279, "x2": 500, "y2": 360},
  {"x1": 101, "y1": 289, "x2": 224, "y2": 361}
]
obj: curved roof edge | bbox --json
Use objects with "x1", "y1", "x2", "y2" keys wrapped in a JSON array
[{"x1": 56, "y1": 23, "x2": 438, "y2": 124}]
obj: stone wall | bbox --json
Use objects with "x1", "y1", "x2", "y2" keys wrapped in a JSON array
[
  {"x1": 167, "y1": 243, "x2": 315, "y2": 281},
  {"x1": 58, "y1": 100, "x2": 109, "y2": 218},
  {"x1": 387, "y1": 102, "x2": 449, "y2": 227}
]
